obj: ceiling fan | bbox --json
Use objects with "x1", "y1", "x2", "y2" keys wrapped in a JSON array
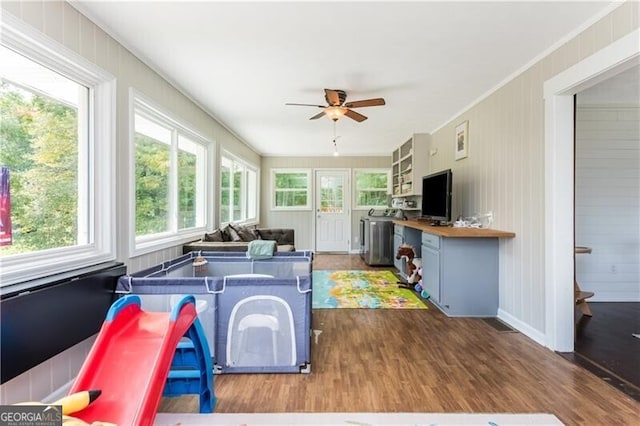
[{"x1": 286, "y1": 88, "x2": 385, "y2": 122}]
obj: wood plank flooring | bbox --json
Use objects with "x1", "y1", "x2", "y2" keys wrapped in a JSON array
[
  {"x1": 568, "y1": 302, "x2": 640, "y2": 399},
  {"x1": 159, "y1": 254, "x2": 640, "y2": 425}
]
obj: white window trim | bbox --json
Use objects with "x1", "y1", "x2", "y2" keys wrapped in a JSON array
[
  {"x1": 219, "y1": 150, "x2": 260, "y2": 226},
  {"x1": 0, "y1": 13, "x2": 116, "y2": 287},
  {"x1": 129, "y1": 89, "x2": 211, "y2": 256},
  {"x1": 271, "y1": 169, "x2": 312, "y2": 211},
  {"x1": 352, "y1": 168, "x2": 392, "y2": 209}
]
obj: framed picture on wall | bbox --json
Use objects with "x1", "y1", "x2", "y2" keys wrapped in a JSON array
[{"x1": 455, "y1": 121, "x2": 468, "y2": 160}]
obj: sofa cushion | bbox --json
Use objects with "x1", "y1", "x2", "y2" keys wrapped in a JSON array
[
  {"x1": 257, "y1": 228, "x2": 294, "y2": 245},
  {"x1": 204, "y1": 229, "x2": 225, "y2": 242},
  {"x1": 183, "y1": 241, "x2": 250, "y2": 254}
]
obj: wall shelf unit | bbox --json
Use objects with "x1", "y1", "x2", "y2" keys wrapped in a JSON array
[{"x1": 391, "y1": 133, "x2": 430, "y2": 199}]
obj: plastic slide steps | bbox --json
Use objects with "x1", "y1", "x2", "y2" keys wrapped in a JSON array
[
  {"x1": 164, "y1": 334, "x2": 215, "y2": 413},
  {"x1": 68, "y1": 295, "x2": 214, "y2": 425}
]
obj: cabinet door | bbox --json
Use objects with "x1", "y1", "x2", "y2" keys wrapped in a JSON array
[{"x1": 421, "y1": 243, "x2": 440, "y2": 303}]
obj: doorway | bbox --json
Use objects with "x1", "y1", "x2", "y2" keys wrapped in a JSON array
[
  {"x1": 571, "y1": 65, "x2": 640, "y2": 399},
  {"x1": 314, "y1": 170, "x2": 350, "y2": 252},
  {"x1": 544, "y1": 29, "x2": 639, "y2": 352}
]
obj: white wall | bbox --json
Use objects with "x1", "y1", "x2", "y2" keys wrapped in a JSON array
[{"x1": 575, "y1": 105, "x2": 640, "y2": 301}]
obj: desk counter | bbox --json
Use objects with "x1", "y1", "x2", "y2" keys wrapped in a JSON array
[
  {"x1": 392, "y1": 220, "x2": 515, "y2": 239},
  {"x1": 392, "y1": 220, "x2": 514, "y2": 317}
]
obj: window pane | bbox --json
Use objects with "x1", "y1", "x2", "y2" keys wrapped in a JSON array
[
  {"x1": 320, "y1": 175, "x2": 344, "y2": 213},
  {"x1": 220, "y1": 154, "x2": 258, "y2": 223},
  {"x1": 135, "y1": 133, "x2": 170, "y2": 236},
  {"x1": 275, "y1": 190, "x2": 308, "y2": 207},
  {"x1": 246, "y1": 169, "x2": 257, "y2": 219},
  {"x1": 355, "y1": 171, "x2": 389, "y2": 208},
  {"x1": 233, "y1": 164, "x2": 242, "y2": 221},
  {"x1": 275, "y1": 172, "x2": 307, "y2": 189},
  {"x1": 272, "y1": 170, "x2": 310, "y2": 209},
  {"x1": 0, "y1": 49, "x2": 88, "y2": 257},
  {"x1": 177, "y1": 148, "x2": 196, "y2": 229},
  {"x1": 178, "y1": 135, "x2": 205, "y2": 230},
  {"x1": 220, "y1": 160, "x2": 231, "y2": 223}
]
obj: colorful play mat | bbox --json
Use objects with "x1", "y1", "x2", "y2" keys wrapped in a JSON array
[{"x1": 312, "y1": 270, "x2": 427, "y2": 309}]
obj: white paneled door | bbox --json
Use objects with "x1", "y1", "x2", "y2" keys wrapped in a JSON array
[{"x1": 315, "y1": 170, "x2": 350, "y2": 252}]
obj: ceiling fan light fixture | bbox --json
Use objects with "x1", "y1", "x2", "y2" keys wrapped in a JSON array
[{"x1": 325, "y1": 106, "x2": 347, "y2": 121}]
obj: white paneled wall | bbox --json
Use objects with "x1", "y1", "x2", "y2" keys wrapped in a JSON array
[
  {"x1": 426, "y1": 1, "x2": 638, "y2": 333},
  {"x1": 575, "y1": 105, "x2": 640, "y2": 301}
]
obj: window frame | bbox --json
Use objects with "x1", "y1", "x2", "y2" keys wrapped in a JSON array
[
  {"x1": 353, "y1": 168, "x2": 391, "y2": 209},
  {"x1": 271, "y1": 169, "x2": 312, "y2": 211},
  {"x1": 219, "y1": 151, "x2": 259, "y2": 226},
  {"x1": 0, "y1": 13, "x2": 116, "y2": 288},
  {"x1": 129, "y1": 89, "x2": 210, "y2": 256}
]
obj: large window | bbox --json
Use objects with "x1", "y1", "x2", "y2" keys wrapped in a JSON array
[
  {"x1": 271, "y1": 169, "x2": 311, "y2": 210},
  {"x1": 353, "y1": 169, "x2": 390, "y2": 208},
  {"x1": 132, "y1": 92, "x2": 208, "y2": 253},
  {"x1": 220, "y1": 153, "x2": 258, "y2": 224},
  {"x1": 0, "y1": 16, "x2": 115, "y2": 287}
]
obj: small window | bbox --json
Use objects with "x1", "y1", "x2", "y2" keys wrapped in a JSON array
[
  {"x1": 271, "y1": 169, "x2": 311, "y2": 210},
  {"x1": 220, "y1": 152, "x2": 259, "y2": 224},
  {"x1": 353, "y1": 169, "x2": 390, "y2": 209}
]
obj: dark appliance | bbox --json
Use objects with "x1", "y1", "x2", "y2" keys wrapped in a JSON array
[{"x1": 421, "y1": 169, "x2": 453, "y2": 225}]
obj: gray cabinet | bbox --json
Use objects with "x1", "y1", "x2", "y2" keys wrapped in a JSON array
[{"x1": 421, "y1": 231, "x2": 499, "y2": 317}]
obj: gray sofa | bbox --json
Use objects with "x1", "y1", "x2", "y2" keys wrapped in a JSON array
[{"x1": 183, "y1": 225, "x2": 295, "y2": 254}]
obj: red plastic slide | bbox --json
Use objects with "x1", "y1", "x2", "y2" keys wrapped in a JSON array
[{"x1": 68, "y1": 295, "x2": 197, "y2": 426}]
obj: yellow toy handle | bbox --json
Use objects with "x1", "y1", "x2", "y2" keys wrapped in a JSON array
[{"x1": 53, "y1": 389, "x2": 102, "y2": 415}]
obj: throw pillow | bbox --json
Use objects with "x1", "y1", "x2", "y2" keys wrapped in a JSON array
[
  {"x1": 204, "y1": 229, "x2": 224, "y2": 242},
  {"x1": 224, "y1": 224, "x2": 242, "y2": 242},
  {"x1": 234, "y1": 225, "x2": 258, "y2": 242},
  {"x1": 219, "y1": 225, "x2": 232, "y2": 241}
]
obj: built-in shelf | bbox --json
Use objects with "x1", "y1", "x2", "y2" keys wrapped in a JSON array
[{"x1": 391, "y1": 133, "x2": 430, "y2": 198}]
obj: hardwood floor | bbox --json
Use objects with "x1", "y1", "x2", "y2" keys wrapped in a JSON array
[
  {"x1": 566, "y1": 302, "x2": 640, "y2": 400},
  {"x1": 159, "y1": 254, "x2": 640, "y2": 425}
]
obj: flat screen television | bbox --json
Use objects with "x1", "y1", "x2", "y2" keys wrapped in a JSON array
[{"x1": 421, "y1": 169, "x2": 452, "y2": 225}]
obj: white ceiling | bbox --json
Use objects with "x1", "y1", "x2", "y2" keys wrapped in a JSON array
[{"x1": 72, "y1": 1, "x2": 617, "y2": 157}]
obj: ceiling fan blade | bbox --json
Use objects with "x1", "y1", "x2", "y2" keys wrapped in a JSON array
[
  {"x1": 324, "y1": 89, "x2": 341, "y2": 106},
  {"x1": 309, "y1": 111, "x2": 326, "y2": 120},
  {"x1": 344, "y1": 109, "x2": 367, "y2": 122},
  {"x1": 286, "y1": 103, "x2": 325, "y2": 108},
  {"x1": 344, "y1": 98, "x2": 386, "y2": 108}
]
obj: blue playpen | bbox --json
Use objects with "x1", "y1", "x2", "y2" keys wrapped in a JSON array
[{"x1": 116, "y1": 251, "x2": 313, "y2": 373}]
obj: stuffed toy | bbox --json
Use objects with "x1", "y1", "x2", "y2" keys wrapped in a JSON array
[
  {"x1": 414, "y1": 266, "x2": 423, "y2": 292},
  {"x1": 396, "y1": 244, "x2": 421, "y2": 289},
  {"x1": 407, "y1": 258, "x2": 422, "y2": 284}
]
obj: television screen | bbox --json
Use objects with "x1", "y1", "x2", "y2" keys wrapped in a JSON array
[{"x1": 421, "y1": 169, "x2": 452, "y2": 224}]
